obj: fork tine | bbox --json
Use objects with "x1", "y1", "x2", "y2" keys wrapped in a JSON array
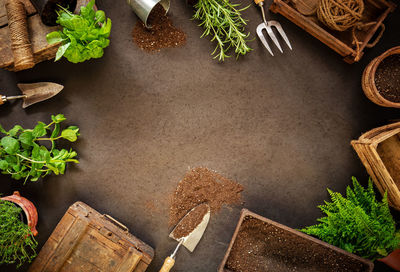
[
  {"x1": 257, "y1": 24, "x2": 274, "y2": 56},
  {"x1": 275, "y1": 25, "x2": 292, "y2": 50},
  {"x1": 265, "y1": 24, "x2": 283, "y2": 53},
  {"x1": 270, "y1": 21, "x2": 292, "y2": 50}
]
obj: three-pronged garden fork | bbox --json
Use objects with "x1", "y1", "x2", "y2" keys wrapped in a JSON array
[{"x1": 255, "y1": 0, "x2": 292, "y2": 55}]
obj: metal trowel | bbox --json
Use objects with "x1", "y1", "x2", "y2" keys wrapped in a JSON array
[
  {"x1": 160, "y1": 204, "x2": 211, "y2": 272},
  {"x1": 0, "y1": 82, "x2": 64, "y2": 108}
]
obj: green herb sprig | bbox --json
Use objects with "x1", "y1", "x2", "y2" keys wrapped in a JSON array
[
  {"x1": 193, "y1": 0, "x2": 252, "y2": 61},
  {"x1": 0, "y1": 199, "x2": 37, "y2": 267},
  {"x1": 0, "y1": 114, "x2": 80, "y2": 183},
  {"x1": 46, "y1": 0, "x2": 112, "y2": 63},
  {"x1": 301, "y1": 177, "x2": 400, "y2": 260}
]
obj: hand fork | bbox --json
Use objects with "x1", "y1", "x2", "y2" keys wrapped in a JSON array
[{"x1": 255, "y1": 0, "x2": 292, "y2": 55}]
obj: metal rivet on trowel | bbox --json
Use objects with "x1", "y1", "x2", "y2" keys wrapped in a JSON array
[{"x1": 127, "y1": 0, "x2": 170, "y2": 28}]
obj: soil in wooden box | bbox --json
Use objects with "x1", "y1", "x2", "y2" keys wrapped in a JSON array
[
  {"x1": 377, "y1": 134, "x2": 400, "y2": 189},
  {"x1": 375, "y1": 54, "x2": 400, "y2": 102},
  {"x1": 225, "y1": 216, "x2": 371, "y2": 272},
  {"x1": 132, "y1": 4, "x2": 186, "y2": 52}
]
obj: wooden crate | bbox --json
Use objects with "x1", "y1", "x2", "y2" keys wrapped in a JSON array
[
  {"x1": 0, "y1": 0, "x2": 89, "y2": 71},
  {"x1": 270, "y1": 0, "x2": 396, "y2": 63},
  {"x1": 28, "y1": 201, "x2": 154, "y2": 272},
  {"x1": 352, "y1": 122, "x2": 400, "y2": 211},
  {"x1": 218, "y1": 209, "x2": 373, "y2": 272}
]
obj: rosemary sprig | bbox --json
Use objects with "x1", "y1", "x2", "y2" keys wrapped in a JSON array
[{"x1": 193, "y1": 0, "x2": 252, "y2": 61}]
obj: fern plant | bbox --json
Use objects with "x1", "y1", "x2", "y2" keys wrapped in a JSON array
[
  {"x1": 193, "y1": 0, "x2": 252, "y2": 61},
  {"x1": 301, "y1": 177, "x2": 400, "y2": 260},
  {"x1": 0, "y1": 199, "x2": 37, "y2": 267}
]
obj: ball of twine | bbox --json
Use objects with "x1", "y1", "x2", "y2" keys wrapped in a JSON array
[{"x1": 317, "y1": 0, "x2": 364, "y2": 32}]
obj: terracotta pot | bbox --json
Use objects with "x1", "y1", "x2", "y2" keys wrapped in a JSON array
[
  {"x1": 1, "y1": 191, "x2": 38, "y2": 236},
  {"x1": 379, "y1": 249, "x2": 400, "y2": 271},
  {"x1": 362, "y1": 46, "x2": 400, "y2": 108}
]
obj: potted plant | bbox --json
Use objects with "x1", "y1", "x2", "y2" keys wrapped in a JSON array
[
  {"x1": 301, "y1": 177, "x2": 400, "y2": 271},
  {"x1": 218, "y1": 209, "x2": 373, "y2": 272},
  {"x1": 362, "y1": 46, "x2": 400, "y2": 108},
  {"x1": 0, "y1": 191, "x2": 38, "y2": 267}
]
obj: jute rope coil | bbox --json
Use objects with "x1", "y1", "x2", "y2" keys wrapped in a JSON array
[
  {"x1": 317, "y1": 0, "x2": 364, "y2": 32},
  {"x1": 5, "y1": 0, "x2": 35, "y2": 71}
]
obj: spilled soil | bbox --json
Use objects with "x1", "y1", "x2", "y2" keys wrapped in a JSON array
[
  {"x1": 132, "y1": 4, "x2": 186, "y2": 52},
  {"x1": 171, "y1": 203, "x2": 209, "y2": 239},
  {"x1": 226, "y1": 216, "x2": 371, "y2": 272},
  {"x1": 169, "y1": 167, "x2": 244, "y2": 227},
  {"x1": 375, "y1": 54, "x2": 400, "y2": 102}
]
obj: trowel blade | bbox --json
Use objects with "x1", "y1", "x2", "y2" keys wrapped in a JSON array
[
  {"x1": 17, "y1": 82, "x2": 64, "y2": 108},
  {"x1": 169, "y1": 204, "x2": 210, "y2": 252}
]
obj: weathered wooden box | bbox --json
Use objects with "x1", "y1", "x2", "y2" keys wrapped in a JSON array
[
  {"x1": 352, "y1": 122, "x2": 400, "y2": 211},
  {"x1": 28, "y1": 201, "x2": 154, "y2": 272},
  {"x1": 218, "y1": 209, "x2": 373, "y2": 272},
  {"x1": 270, "y1": 0, "x2": 396, "y2": 63}
]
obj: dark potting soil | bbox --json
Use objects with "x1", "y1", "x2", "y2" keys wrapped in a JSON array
[
  {"x1": 169, "y1": 167, "x2": 244, "y2": 227},
  {"x1": 226, "y1": 216, "x2": 370, "y2": 272},
  {"x1": 375, "y1": 54, "x2": 400, "y2": 102},
  {"x1": 132, "y1": 4, "x2": 186, "y2": 52},
  {"x1": 171, "y1": 203, "x2": 209, "y2": 239}
]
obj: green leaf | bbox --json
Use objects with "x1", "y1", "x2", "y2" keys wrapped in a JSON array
[
  {"x1": 55, "y1": 42, "x2": 71, "y2": 61},
  {"x1": 95, "y1": 10, "x2": 105, "y2": 23},
  {"x1": 1, "y1": 136, "x2": 19, "y2": 155},
  {"x1": 51, "y1": 123, "x2": 61, "y2": 139},
  {"x1": 51, "y1": 114, "x2": 66, "y2": 124},
  {"x1": 8, "y1": 125, "x2": 23, "y2": 137},
  {"x1": 32, "y1": 122, "x2": 47, "y2": 137},
  {"x1": 46, "y1": 31, "x2": 64, "y2": 44},
  {"x1": 61, "y1": 129, "x2": 78, "y2": 142},
  {"x1": 0, "y1": 124, "x2": 7, "y2": 134},
  {"x1": 19, "y1": 131, "x2": 34, "y2": 146},
  {"x1": 0, "y1": 160, "x2": 8, "y2": 170}
]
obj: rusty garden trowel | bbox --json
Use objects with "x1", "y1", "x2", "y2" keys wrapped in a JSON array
[
  {"x1": 160, "y1": 204, "x2": 210, "y2": 272},
  {"x1": 0, "y1": 82, "x2": 63, "y2": 108}
]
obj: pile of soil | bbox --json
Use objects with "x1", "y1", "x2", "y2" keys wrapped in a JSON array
[
  {"x1": 169, "y1": 167, "x2": 244, "y2": 227},
  {"x1": 171, "y1": 203, "x2": 209, "y2": 239},
  {"x1": 132, "y1": 4, "x2": 186, "y2": 52},
  {"x1": 375, "y1": 54, "x2": 400, "y2": 102},
  {"x1": 226, "y1": 216, "x2": 370, "y2": 272}
]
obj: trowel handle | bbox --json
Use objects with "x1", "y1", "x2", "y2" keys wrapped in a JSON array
[
  {"x1": 159, "y1": 257, "x2": 175, "y2": 272},
  {"x1": 5, "y1": 0, "x2": 35, "y2": 71},
  {"x1": 0, "y1": 96, "x2": 5, "y2": 105}
]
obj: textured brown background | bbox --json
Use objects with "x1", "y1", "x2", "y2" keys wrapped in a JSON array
[{"x1": 0, "y1": 0, "x2": 400, "y2": 271}]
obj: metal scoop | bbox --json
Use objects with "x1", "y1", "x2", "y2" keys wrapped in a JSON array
[
  {"x1": 160, "y1": 204, "x2": 210, "y2": 272},
  {"x1": 0, "y1": 82, "x2": 63, "y2": 108},
  {"x1": 255, "y1": 0, "x2": 292, "y2": 55}
]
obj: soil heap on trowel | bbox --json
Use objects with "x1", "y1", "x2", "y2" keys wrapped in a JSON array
[
  {"x1": 132, "y1": 4, "x2": 186, "y2": 52},
  {"x1": 169, "y1": 167, "x2": 244, "y2": 227}
]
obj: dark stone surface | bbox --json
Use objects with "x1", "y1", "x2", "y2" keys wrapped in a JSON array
[{"x1": 0, "y1": 0, "x2": 399, "y2": 271}]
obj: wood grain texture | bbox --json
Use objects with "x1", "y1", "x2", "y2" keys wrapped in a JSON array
[
  {"x1": 351, "y1": 122, "x2": 400, "y2": 211},
  {"x1": 28, "y1": 202, "x2": 154, "y2": 272},
  {"x1": 270, "y1": 0, "x2": 396, "y2": 63}
]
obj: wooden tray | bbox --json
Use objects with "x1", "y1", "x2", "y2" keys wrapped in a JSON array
[
  {"x1": 270, "y1": 0, "x2": 396, "y2": 63},
  {"x1": 352, "y1": 122, "x2": 400, "y2": 211},
  {"x1": 28, "y1": 201, "x2": 154, "y2": 272},
  {"x1": 218, "y1": 209, "x2": 374, "y2": 272}
]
